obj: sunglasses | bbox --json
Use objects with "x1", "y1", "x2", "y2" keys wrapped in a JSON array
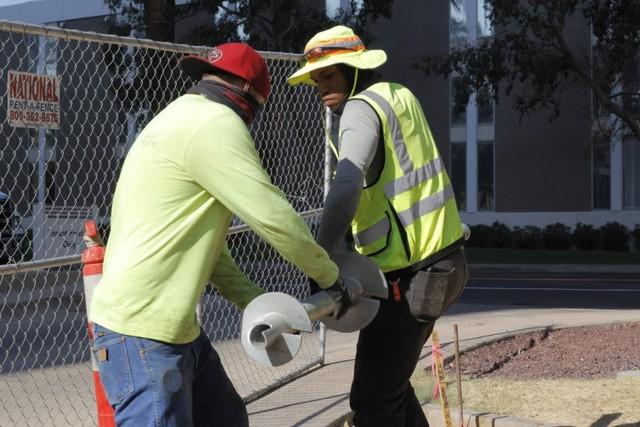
[{"x1": 303, "y1": 44, "x2": 365, "y2": 63}]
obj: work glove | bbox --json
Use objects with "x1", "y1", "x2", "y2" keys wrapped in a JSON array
[{"x1": 324, "y1": 277, "x2": 355, "y2": 320}]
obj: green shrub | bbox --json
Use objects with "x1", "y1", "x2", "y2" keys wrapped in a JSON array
[
  {"x1": 573, "y1": 223, "x2": 598, "y2": 250},
  {"x1": 631, "y1": 225, "x2": 640, "y2": 251},
  {"x1": 512, "y1": 226, "x2": 543, "y2": 249},
  {"x1": 596, "y1": 222, "x2": 629, "y2": 251},
  {"x1": 490, "y1": 222, "x2": 514, "y2": 248},
  {"x1": 467, "y1": 224, "x2": 493, "y2": 247},
  {"x1": 542, "y1": 223, "x2": 572, "y2": 250}
]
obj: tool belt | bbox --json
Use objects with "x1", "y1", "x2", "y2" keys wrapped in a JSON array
[{"x1": 385, "y1": 247, "x2": 468, "y2": 322}]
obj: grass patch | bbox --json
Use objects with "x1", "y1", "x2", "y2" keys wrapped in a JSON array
[
  {"x1": 411, "y1": 369, "x2": 640, "y2": 425},
  {"x1": 464, "y1": 247, "x2": 640, "y2": 264}
]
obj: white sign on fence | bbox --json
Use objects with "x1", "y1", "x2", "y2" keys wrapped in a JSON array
[
  {"x1": 32, "y1": 204, "x2": 97, "y2": 260},
  {"x1": 7, "y1": 70, "x2": 60, "y2": 129}
]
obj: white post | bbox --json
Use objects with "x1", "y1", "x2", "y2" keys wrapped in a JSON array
[
  {"x1": 466, "y1": 95, "x2": 478, "y2": 213},
  {"x1": 32, "y1": 36, "x2": 48, "y2": 260},
  {"x1": 610, "y1": 136, "x2": 623, "y2": 211},
  {"x1": 465, "y1": 0, "x2": 479, "y2": 213}
]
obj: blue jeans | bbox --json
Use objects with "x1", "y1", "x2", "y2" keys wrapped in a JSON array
[{"x1": 92, "y1": 324, "x2": 248, "y2": 427}]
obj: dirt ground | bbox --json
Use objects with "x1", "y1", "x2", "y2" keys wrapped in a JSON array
[{"x1": 447, "y1": 321, "x2": 640, "y2": 380}]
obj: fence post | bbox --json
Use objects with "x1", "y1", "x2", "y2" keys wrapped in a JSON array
[{"x1": 81, "y1": 220, "x2": 116, "y2": 427}]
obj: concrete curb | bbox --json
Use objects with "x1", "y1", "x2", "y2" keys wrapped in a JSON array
[
  {"x1": 469, "y1": 263, "x2": 640, "y2": 274},
  {"x1": 325, "y1": 405, "x2": 560, "y2": 427},
  {"x1": 422, "y1": 404, "x2": 560, "y2": 427}
]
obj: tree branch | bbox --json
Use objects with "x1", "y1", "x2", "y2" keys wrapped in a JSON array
[{"x1": 551, "y1": 23, "x2": 640, "y2": 140}]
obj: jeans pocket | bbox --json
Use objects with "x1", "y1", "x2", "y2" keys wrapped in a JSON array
[
  {"x1": 406, "y1": 268, "x2": 455, "y2": 322},
  {"x1": 93, "y1": 331, "x2": 135, "y2": 406}
]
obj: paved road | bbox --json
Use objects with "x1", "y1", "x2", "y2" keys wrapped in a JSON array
[{"x1": 460, "y1": 272, "x2": 640, "y2": 309}]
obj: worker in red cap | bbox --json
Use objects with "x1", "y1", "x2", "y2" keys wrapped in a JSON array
[{"x1": 89, "y1": 42, "x2": 344, "y2": 427}]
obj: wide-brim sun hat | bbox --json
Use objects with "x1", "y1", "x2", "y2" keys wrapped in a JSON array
[
  {"x1": 287, "y1": 25, "x2": 387, "y2": 86},
  {"x1": 180, "y1": 42, "x2": 271, "y2": 102}
]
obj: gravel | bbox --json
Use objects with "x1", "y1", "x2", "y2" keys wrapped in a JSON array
[{"x1": 444, "y1": 322, "x2": 640, "y2": 380}]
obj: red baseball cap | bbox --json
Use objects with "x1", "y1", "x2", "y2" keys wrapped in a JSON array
[{"x1": 180, "y1": 42, "x2": 271, "y2": 102}]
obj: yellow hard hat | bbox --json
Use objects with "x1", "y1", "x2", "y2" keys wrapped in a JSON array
[{"x1": 287, "y1": 25, "x2": 387, "y2": 86}]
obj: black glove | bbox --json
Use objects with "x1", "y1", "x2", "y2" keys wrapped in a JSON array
[{"x1": 324, "y1": 277, "x2": 354, "y2": 320}]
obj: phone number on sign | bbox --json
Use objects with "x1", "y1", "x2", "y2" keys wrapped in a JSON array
[{"x1": 9, "y1": 109, "x2": 59, "y2": 123}]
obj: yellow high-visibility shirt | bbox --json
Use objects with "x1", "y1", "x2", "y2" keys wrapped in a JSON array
[{"x1": 90, "y1": 94, "x2": 338, "y2": 344}]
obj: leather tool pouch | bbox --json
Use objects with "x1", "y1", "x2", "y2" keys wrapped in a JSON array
[{"x1": 405, "y1": 266, "x2": 456, "y2": 322}]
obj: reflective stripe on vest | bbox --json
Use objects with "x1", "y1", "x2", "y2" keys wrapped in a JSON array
[
  {"x1": 349, "y1": 83, "x2": 463, "y2": 271},
  {"x1": 359, "y1": 90, "x2": 414, "y2": 174},
  {"x1": 396, "y1": 185, "x2": 455, "y2": 227},
  {"x1": 353, "y1": 215, "x2": 390, "y2": 247},
  {"x1": 384, "y1": 157, "x2": 445, "y2": 198},
  {"x1": 352, "y1": 185, "x2": 455, "y2": 246}
]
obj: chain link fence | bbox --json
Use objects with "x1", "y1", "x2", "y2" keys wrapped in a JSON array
[{"x1": 0, "y1": 20, "x2": 327, "y2": 426}]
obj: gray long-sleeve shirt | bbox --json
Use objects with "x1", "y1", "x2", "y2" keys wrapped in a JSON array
[{"x1": 317, "y1": 99, "x2": 384, "y2": 255}]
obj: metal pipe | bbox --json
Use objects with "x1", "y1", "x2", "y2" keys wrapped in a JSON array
[
  {"x1": 0, "y1": 254, "x2": 81, "y2": 276},
  {"x1": 226, "y1": 208, "x2": 322, "y2": 236},
  {"x1": 0, "y1": 20, "x2": 302, "y2": 60},
  {"x1": 301, "y1": 291, "x2": 336, "y2": 321},
  {"x1": 319, "y1": 105, "x2": 334, "y2": 364},
  {"x1": 0, "y1": 208, "x2": 322, "y2": 276}
]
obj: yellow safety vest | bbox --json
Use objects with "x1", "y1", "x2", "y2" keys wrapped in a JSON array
[{"x1": 330, "y1": 82, "x2": 464, "y2": 272}]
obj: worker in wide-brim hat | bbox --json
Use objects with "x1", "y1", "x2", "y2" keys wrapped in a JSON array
[
  {"x1": 90, "y1": 42, "x2": 343, "y2": 427},
  {"x1": 289, "y1": 25, "x2": 470, "y2": 427}
]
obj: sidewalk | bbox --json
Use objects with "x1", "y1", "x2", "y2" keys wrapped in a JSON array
[{"x1": 246, "y1": 264, "x2": 640, "y2": 427}]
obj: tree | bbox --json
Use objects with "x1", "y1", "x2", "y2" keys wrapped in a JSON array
[
  {"x1": 105, "y1": 0, "x2": 175, "y2": 41},
  {"x1": 99, "y1": 0, "x2": 394, "y2": 119},
  {"x1": 104, "y1": 0, "x2": 394, "y2": 51},
  {"x1": 415, "y1": 0, "x2": 640, "y2": 141}
]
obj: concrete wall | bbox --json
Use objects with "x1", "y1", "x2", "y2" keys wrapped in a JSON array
[
  {"x1": 494, "y1": 12, "x2": 593, "y2": 213},
  {"x1": 363, "y1": 2, "x2": 633, "y2": 227},
  {"x1": 367, "y1": 0, "x2": 451, "y2": 164}
]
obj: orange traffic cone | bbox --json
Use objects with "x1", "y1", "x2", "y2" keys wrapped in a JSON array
[{"x1": 81, "y1": 220, "x2": 116, "y2": 427}]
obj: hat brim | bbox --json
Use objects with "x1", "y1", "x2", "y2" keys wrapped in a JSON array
[
  {"x1": 287, "y1": 50, "x2": 387, "y2": 86},
  {"x1": 180, "y1": 55, "x2": 221, "y2": 80}
]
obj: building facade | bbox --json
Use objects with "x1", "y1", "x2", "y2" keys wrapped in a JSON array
[
  {"x1": 363, "y1": 0, "x2": 639, "y2": 230},
  {"x1": 3, "y1": 0, "x2": 639, "y2": 236}
]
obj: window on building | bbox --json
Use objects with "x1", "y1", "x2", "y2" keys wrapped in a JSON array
[
  {"x1": 450, "y1": 142, "x2": 467, "y2": 211},
  {"x1": 477, "y1": 0, "x2": 494, "y2": 124},
  {"x1": 450, "y1": 0, "x2": 467, "y2": 48},
  {"x1": 450, "y1": 77, "x2": 466, "y2": 127},
  {"x1": 623, "y1": 136, "x2": 640, "y2": 209},
  {"x1": 477, "y1": 97, "x2": 494, "y2": 124},
  {"x1": 478, "y1": 140, "x2": 494, "y2": 211},
  {"x1": 477, "y1": 0, "x2": 492, "y2": 39},
  {"x1": 592, "y1": 137, "x2": 611, "y2": 210}
]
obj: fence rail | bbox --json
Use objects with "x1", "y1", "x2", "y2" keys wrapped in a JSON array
[{"x1": 0, "y1": 19, "x2": 326, "y2": 426}]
